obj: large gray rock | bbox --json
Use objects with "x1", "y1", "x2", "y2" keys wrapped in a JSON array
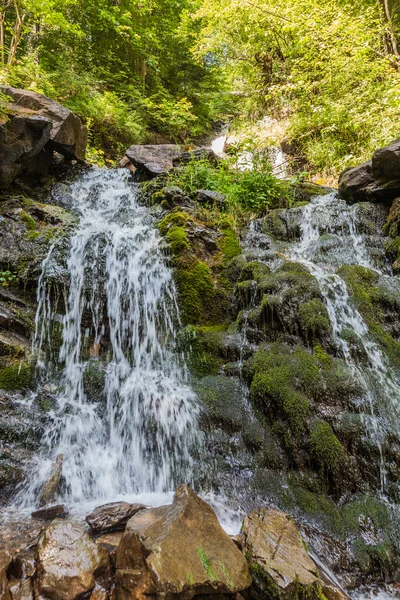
[
  {"x1": 126, "y1": 144, "x2": 181, "y2": 178},
  {"x1": 339, "y1": 139, "x2": 400, "y2": 204},
  {"x1": 37, "y1": 519, "x2": 109, "y2": 600},
  {"x1": 0, "y1": 113, "x2": 52, "y2": 187},
  {"x1": 115, "y1": 484, "x2": 252, "y2": 599},
  {"x1": 0, "y1": 86, "x2": 87, "y2": 188},
  {"x1": 1, "y1": 86, "x2": 87, "y2": 160}
]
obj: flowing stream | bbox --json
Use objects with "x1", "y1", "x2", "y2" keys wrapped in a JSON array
[
  {"x1": 288, "y1": 194, "x2": 400, "y2": 491},
  {"x1": 22, "y1": 168, "x2": 199, "y2": 507}
]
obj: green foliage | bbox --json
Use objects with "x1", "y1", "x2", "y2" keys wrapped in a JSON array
[
  {"x1": 310, "y1": 420, "x2": 345, "y2": 475},
  {"x1": 0, "y1": 0, "x2": 232, "y2": 159},
  {"x1": 194, "y1": 0, "x2": 400, "y2": 176},
  {"x1": 166, "y1": 157, "x2": 294, "y2": 215},
  {"x1": 0, "y1": 270, "x2": 18, "y2": 287}
]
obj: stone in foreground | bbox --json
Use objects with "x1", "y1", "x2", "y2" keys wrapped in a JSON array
[
  {"x1": 126, "y1": 144, "x2": 182, "y2": 179},
  {"x1": 241, "y1": 508, "x2": 347, "y2": 600},
  {"x1": 37, "y1": 519, "x2": 109, "y2": 600},
  {"x1": 115, "y1": 485, "x2": 252, "y2": 599},
  {"x1": 85, "y1": 502, "x2": 146, "y2": 534}
]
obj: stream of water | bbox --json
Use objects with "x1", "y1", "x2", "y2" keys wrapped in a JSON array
[
  {"x1": 289, "y1": 194, "x2": 400, "y2": 491},
  {"x1": 22, "y1": 168, "x2": 199, "y2": 507}
]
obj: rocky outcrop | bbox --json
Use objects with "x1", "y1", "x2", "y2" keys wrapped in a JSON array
[
  {"x1": 339, "y1": 138, "x2": 400, "y2": 204},
  {"x1": 115, "y1": 485, "x2": 252, "y2": 599},
  {"x1": 241, "y1": 508, "x2": 347, "y2": 600},
  {"x1": 126, "y1": 144, "x2": 182, "y2": 179},
  {"x1": 0, "y1": 86, "x2": 87, "y2": 188},
  {"x1": 37, "y1": 519, "x2": 109, "y2": 600},
  {"x1": 86, "y1": 502, "x2": 146, "y2": 534}
]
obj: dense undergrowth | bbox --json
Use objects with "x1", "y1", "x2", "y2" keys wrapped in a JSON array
[{"x1": 2, "y1": 0, "x2": 399, "y2": 173}]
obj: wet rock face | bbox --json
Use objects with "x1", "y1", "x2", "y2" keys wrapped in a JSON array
[
  {"x1": 37, "y1": 519, "x2": 109, "y2": 600},
  {"x1": 115, "y1": 485, "x2": 252, "y2": 599},
  {"x1": 85, "y1": 502, "x2": 146, "y2": 534}
]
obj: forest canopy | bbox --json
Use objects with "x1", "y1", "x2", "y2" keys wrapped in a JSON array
[{"x1": 1, "y1": 0, "x2": 400, "y2": 174}]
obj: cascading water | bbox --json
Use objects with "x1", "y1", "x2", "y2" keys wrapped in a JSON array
[
  {"x1": 289, "y1": 193, "x2": 400, "y2": 491},
  {"x1": 22, "y1": 168, "x2": 199, "y2": 507}
]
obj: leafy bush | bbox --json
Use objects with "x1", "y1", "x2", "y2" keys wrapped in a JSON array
[{"x1": 166, "y1": 155, "x2": 293, "y2": 214}]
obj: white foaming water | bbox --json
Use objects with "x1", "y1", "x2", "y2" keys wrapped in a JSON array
[
  {"x1": 22, "y1": 168, "x2": 199, "y2": 507},
  {"x1": 290, "y1": 194, "x2": 400, "y2": 490}
]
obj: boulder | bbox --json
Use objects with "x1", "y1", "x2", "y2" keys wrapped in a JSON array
[
  {"x1": 339, "y1": 139, "x2": 400, "y2": 204},
  {"x1": 38, "y1": 454, "x2": 63, "y2": 507},
  {"x1": 372, "y1": 138, "x2": 400, "y2": 180},
  {"x1": 241, "y1": 508, "x2": 347, "y2": 600},
  {"x1": 0, "y1": 113, "x2": 52, "y2": 188},
  {"x1": 85, "y1": 502, "x2": 146, "y2": 534},
  {"x1": 172, "y1": 148, "x2": 221, "y2": 167},
  {"x1": 125, "y1": 144, "x2": 182, "y2": 179},
  {"x1": 0, "y1": 86, "x2": 87, "y2": 161},
  {"x1": 37, "y1": 519, "x2": 109, "y2": 600},
  {"x1": 115, "y1": 484, "x2": 252, "y2": 599}
]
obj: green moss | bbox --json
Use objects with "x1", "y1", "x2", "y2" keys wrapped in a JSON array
[
  {"x1": 166, "y1": 226, "x2": 189, "y2": 255},
  {"x1": 159, "y1": 210, "x2": 190, "y2": 236},
  {"x1": 262, "y1": 209, "x2": 287, "y2": 240},
  {"x1": 219, "y1": 225, "x2": 242, "y2": 259},
  {"x1": 179, "y1": 325, "x2": 225, "y2": 376},
  {"x1": 338, "y1": 264, "x2": 400, "y2": 368},
  {"x1": 0, "y1": 363, "x2": 33, "y2": 391},
  {"x1": 298, "y1": 299, "x2": 331, "y2": 339},
  {"x1": 240, "y1": 261, "x2": 270, "y2": 281},
  {"x1": 197, "y1": 547, "x2": 218, "y2": 582},
  {"x1": 24, "y1": 230, "x2": 41, "y2": 241},
  {"x1": 310, "y1": 420, "x2": 345, "y2": 475},
  {"x1": 20, "y1": 211, "x2": 37, "y2": 231},
  {"x1": 175, "y1": 260, "x2": 215, "y2": 325}
]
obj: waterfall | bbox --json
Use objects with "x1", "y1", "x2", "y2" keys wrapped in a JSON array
[
  {"x1": 23, "y1": 168, "x2": 199, "y2": 506},
  {"x1": 290, "y1": 194, "x2": 400, "y2": 491}
]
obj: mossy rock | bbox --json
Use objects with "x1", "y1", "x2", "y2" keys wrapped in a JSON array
[
  {"x1": 0, "y1": 362, "x2": 33, "y2": 391},
  {"x1": 338, "y1": 264, "x2": 400, "y2": 368},
  {"x1": 178, "y1": 325, "x2": 226, "y2": 377},
  {"x1": 309, "y1": 420, "x2": 345, "y2": 476}
]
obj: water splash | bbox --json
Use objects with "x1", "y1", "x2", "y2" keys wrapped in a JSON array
[{"x1": 23, "y1": 168, "x2": 199, "y2": 506}]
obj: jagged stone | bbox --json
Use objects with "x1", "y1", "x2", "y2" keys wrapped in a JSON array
[
  {"x1": 37, "y1": 519, "x2": 109, "y2": 600},
  {"x1": 1, "y1": 86, "x2": 87, "y2": 161},
  {"x1": 115, "y1": 485, "x2": 252, "y2": 599},
  {"x1": 38, "y1": 454, "x2": 63, "y2": 507},
  {"x1": 85, "y1": 502, "x2": 146, "y2": 534},
  {"x1": 241, "y1": 508, "x2": 347, "y2": 600}
]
